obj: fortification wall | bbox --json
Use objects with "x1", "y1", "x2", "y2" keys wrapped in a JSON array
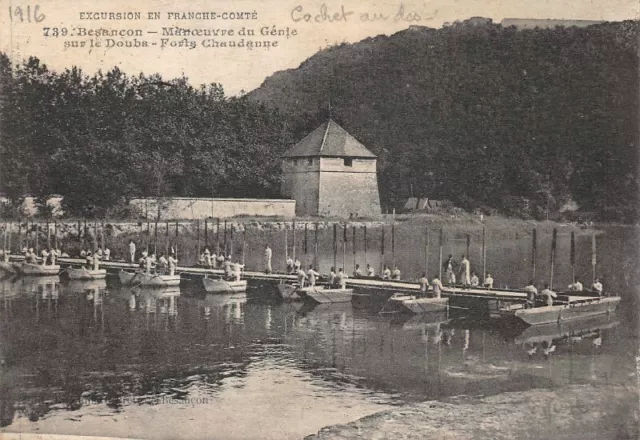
[
  {"x1": 281, "y1": 160, "x2": 320, "y2": 216},
  {"x1": 318, "y1": 158, "x2": 381, "y2": 218},
  {"x1": 130, "y1": 198, "x2": 296, "y2": 219}
]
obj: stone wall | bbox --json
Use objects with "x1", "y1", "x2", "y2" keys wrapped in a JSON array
[{"x1": 130, "y1": 197, "x2": 296, "y2": 219}]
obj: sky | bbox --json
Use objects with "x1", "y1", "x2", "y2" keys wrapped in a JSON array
[{"x1": 0, "y1": 0, "x2": 638, "y2": 95}]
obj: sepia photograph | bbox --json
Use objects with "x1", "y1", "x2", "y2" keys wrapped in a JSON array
[{"x1": 0, "y1": 0, "x2": 638, "y2": 439}]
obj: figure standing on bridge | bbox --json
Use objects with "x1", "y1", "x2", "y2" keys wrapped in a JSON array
[
  {"x1": 459, "y1": 254, "x2": 471, "y2": 286},
  {"x1": 264, "y1": 244, "x2": 272, "y2": 274},
  {"x1": 129, "y1": 240, "x2": 136, "y2": 263}
]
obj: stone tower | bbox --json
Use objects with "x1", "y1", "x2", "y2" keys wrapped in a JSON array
[{"x1": 281, "y1": 120, "x2": 381, "y2": 217}]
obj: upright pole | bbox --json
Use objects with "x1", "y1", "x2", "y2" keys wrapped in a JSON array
[
  {"x1": 380, "y1": 226, "x2": 385, "y2": 274},
  {"x1": 84, "y1": 218, "x2": 88, "y2": 250},
  {"x1": 466, "y1": 233, "x2": 470, "y2": 257},
  {"x1": 7, "y1": 221, "x2": 11, "y2": 253},
  {"x1": 482, "y1": 226, "x2": 487, "y2": 281},
  {"x1": 425, "y1": 226, "x2": 430, "y2": 277},
  {"x1": 197, "y1": 219, "x2": 201, "y2": 257},
  {"x1": 35, "y1": 221, "x2": 39, "y2": 254},
  {"x1": 53, "y1": 221, "x2": 57, "y2": 251},
  {"x1": 391, "y1": 222, "x2": 395, "y2": 268},
  {"x1": 146, "y1": 218, "x2": 150, "y2": 253},
  {"x1": 100, "y1": 221, "x2": 105, "y2": 250},
  {"x1": 223, "y1": 220, "x2": 227, "y2": 255},
  {"x1": 304, "y1": 223, "x2": 308, "y2": 265},
  {"x1": 292, "y1": 221, "x2": 296, "y2": 262},
  {"x1": 18, "y1": 221, "x2": 22, "y2": 251},
  {"x1": 46, "y1": 219, "x2": 50, "y2": 249},
  {"x1": 438, "y1": 228, "x2": 443, "y2": 280},
  {"x1": 26, "y1": 217, "x2": 30, "y2": 250},
  {"x1": 342, "y1": 224, "x2": 347, "y2": 271},
  {"x1": 591, "y1": 234, "x2": 597, "y2": 285},
  {"x1": 570, "y1": 231, "x2": 576, "y2": 284},
  {"x1": 94, "y1": 219, "x2": 98, "y2": 251},
  {"x1": 175, "y1": 221, "x2": 179, "y2": 258},
  {"x1": 352, "y1": 225, "x2": 356, "y2": 272},
  {"x1": 314, "y1": 222, "x2": 319, "y2": 269},
  {"x1": 230, "y1": 226, "x2": 234, "y2": 258},
  {"x1": 284, "y1": 225, "x2": 288, "y2": 266},
  {"x1": 333, "y1": 223, "x2": 337, "y2": 270},
  {"x1": 154, "y1": 219, "x2": 158, "y2": 255},
  {"x1": 204, "y1": 218, "x2": 208, "y2": 249},
  {"x1": 363, "y1": 225, "x2": 368, "y2": 267},
  {"x1": 549, "y1": 228, "x2": 557, "y2": 288},
  {"x1": 216, "y1": 218, "x2": 220, "y2": 254},
  {"x1": 242, "y1": 227, "x2": 246, "y2": 266},
  {"x1": 165, "y1": 221, "x2": 169, "y2": 256},
  {"x1": 531, "y1": 228, "x2": 537, "y2": 280}
]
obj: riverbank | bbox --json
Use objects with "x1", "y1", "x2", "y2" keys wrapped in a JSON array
[{"x1": 306, "y1": 383, "x2": 638, "y2": 440}]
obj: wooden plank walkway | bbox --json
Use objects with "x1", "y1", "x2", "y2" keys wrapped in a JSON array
[{"x1": 7, "y1": 255, "x2": 528, "y2": 302}]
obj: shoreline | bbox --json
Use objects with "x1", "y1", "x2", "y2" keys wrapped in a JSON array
[{"x1": 305, "y1": 383, "x2": 639, "y2": 440}]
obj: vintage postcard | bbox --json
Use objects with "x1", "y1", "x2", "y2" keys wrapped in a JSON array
[{"x1": 0, "y1": 0, "x2": 639, "y2": 439}]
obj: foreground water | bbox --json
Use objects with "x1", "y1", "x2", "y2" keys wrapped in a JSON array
[{"x1": 0, "y1": 225, "x2": 638, "y2": 439}]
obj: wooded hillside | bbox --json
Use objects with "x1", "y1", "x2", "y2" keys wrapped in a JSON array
[{"x1": 1, "y1": 19, "x2": 638, "y2": 221}]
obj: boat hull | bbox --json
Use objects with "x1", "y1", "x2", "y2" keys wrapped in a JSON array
[
  {"x1": 0, "y1": 261, "x2": 16, "y2": 274},
  {"x1": 297, "y1": 286, "x2": 354, "y2": 304},
  {"x1": 203, "y1": 277, "x2": 247, "y2": 293},
  {"x1": 119, "y1": 270, "x2": 180, "y2": 287},
  {"x1": 387, "y1": 294, "x2": 450, "y2": 314},
  {"x1": 276, "y1": 283, "x2": 302, "y2": 301},
  {"x1": 67, "y1": 267, "x2": 107, "y2": 280},
  {"x1": 507, "y1": 297, "x2": 620, "y2": 326},
  {"x1": 20, "y1": 263, "x2": 60, "y2": 276}
]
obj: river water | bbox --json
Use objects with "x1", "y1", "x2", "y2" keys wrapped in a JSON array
[{"x1": 0, "y1": 225, "x2": 638, "y2": 440}]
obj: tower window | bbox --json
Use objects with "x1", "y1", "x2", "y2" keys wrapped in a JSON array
[
  {"x1": 308, "y1": 158, "x2": 313, "y2": 165},
  {"x1": 293, "y1": 159, "x2": 298, "y2": 166},
  {"x1": 343, "y1": 158, "x2": 353, "y2": 167}
]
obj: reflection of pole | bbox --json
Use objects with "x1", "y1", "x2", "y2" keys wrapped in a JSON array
[{"x1": 342, "y1": 224, "x2": 346, "y2": 271}]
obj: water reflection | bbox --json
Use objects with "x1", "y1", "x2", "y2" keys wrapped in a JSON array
[{"x1": 0, "y1": 277, "x2": 636, "y2": 437}]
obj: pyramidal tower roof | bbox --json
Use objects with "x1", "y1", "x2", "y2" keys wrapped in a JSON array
[{"x1": 283, "y1": 120, "x2": 377, "y2": 159}]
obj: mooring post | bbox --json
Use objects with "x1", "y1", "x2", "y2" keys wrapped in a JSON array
[
  {"x1": 101, "y1": 221, "x2": 105, "y2": 250},
  {"x1": 438, "y1": 228, "x2": 443, "y2": 280},
  {"x1": 466, "y1": 233, "x2": 470, "y2": 258},
  {"x1": 197, "y1": 219, "x2": 201, "y2": 258},
  {"x1": 216, "y1": 218, "x2": 220, "y2": 255},
  {"x1": 146, "y1": 219, "x2": 150, "y2": 253},
  {"x1": 292, "y1": 220, "x2": 296, "y2": 263},
  {"x1": 363, "y1": 225, "x2": 368, "y2": 268},
  {"x1": 531, "y1": 228, "x2": 537, "y2": 280},
  {"x1": 304, "y1": 222, "x2": 308, "y2": 265},
  {"x1": 391, "y1": 222, "x2": 395, "y2": 269},
  {"x1": 333, "y1": 223, "x2": 337, "y2": 271},
  {"x1": 549, "y1": 228, "x2": 557, "y2": 288},
  {"x1": 230, "y1": 224, "x2": 234, "y2": 259},
  {"x1": 204, "y1": 218, "x2": 208, "y2": 249},
  {"x1": 242, "y1": 227, "x2": 246, "y2": 266},
  {"x1": 425, "y1": 225, "x2": 430, "y2": 278},
  {"x1": 18, "y1": 221, "x2": 22, "y2": 251},
  {"x1": 46, "y1": 219, "x2": 50, "y2": 249},
  {"x1": 342, "y1": 223, "x2": 347, "y2": 271},
  {"x1": 35, "y1": 220, "x2": 39, "y2": 254},
  {"x1": 570, "y1": 231, "x2": 576, "y2": 284},
  {"x1": 94, "y1": 219, "x2": 98, "y2": 252},
  {"x1": 154, "y1": 219, "x2": 158, "y2": 255},
  {"x1": 591, "y1": 234, "x2": 597, "y2": 285},
  {"x1": 482, "y1": 226, "x2": 487, "y2": 281},
  {"x1": 223, "y1": 220, "x2": 228, "y2": 256},
  {"x1": 380, "y1": 226, "x2": 385, "y2": 274},
  {"x1": 314, "y1": 222, "x2": 319, "y2": 270},
  {"x1": 284, "y1": 224, "x2": 288, "y2": 268},
  {"x1": 352, "y1": 225, "x2": 356, "y2": 273},
  {"x1": 165, "y1": 221, "x2": 169, "y2": 256}
]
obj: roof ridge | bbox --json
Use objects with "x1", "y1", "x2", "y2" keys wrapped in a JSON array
[{"x1": 319, "y1": 120, "x2": 331, "y2": 153}]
